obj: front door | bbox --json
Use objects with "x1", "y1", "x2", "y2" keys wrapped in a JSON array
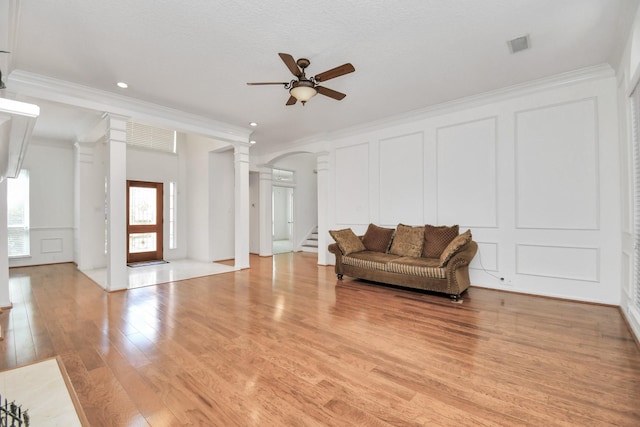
[{"x1": 127, "y1": 181, "x2": 163, "y2": 263}]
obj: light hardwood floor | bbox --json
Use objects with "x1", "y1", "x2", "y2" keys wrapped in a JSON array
[{"x1": 2, "y1": 253, "x2": 640, "y2": 426}]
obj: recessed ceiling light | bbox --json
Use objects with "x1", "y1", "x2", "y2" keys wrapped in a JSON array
[
  {"x1": 117, "y1": 82, "x2": 128, "y2": 89},
  {"x1": 249, "y1": 122, "x2": 258, "y2": 127},
  {"x1": 250, "y1": 140, "x2": 257, "y2": 144}
]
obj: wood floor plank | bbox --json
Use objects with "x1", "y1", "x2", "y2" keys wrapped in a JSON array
[{"x1": 2, "y1": 254, "x2": 639, "y2": 426}]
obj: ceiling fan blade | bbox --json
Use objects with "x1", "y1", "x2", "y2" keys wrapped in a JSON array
[
  {"x1": 314, "y1": 63, "x2": 355, "y2": 82},
  {"x1": 279, "y1": 53, "x2": 301, "y2": 77},
  {"x1": 286, "y1": 95, "x2": 297, "y2": 106},
  {"x1": 316, "y1": 86, "x2": 347, "y2": 100},
  {"x1": 247, "y1": 82, "x2": 288, "y2": 86}
]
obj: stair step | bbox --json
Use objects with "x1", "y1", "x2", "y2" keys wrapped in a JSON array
[
  {"x1": 305, "y1": 240, "x2": 318, "y2": 247},
  {"x1": 301, "y1": 245, "x2": 318, "y2": 253}
]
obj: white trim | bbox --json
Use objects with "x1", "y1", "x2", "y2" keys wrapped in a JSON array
[
  {"x1": 624, "y1": 305, "x2": 640, "y2": 344},
  {"x1": 515, "y1": 243, "x2": 600, "y2": 282},
  {"x1": 262, "y1": 64, "x2": 615, "y2": 155},
  {"x1": 513, "y1": 97, "x2": 600, "y2": 231},
  {"x1": 6, "y1": 70, "x2": 252, "y2": 144},
  {"x1": 435, "y1": 116, "x2": 499, "y2": 228}
]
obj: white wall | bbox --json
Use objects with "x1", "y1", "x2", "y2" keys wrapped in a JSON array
[
  {"x1": 75, "y1": 139, "x2": 108, "y2": 270},
  {"x1": 259, "y1": 67, "x2": 621, "y2": 305},
  {"x1": 10, "y1": 138, "x2": 75, "y2": 267},
  {"x1": 209, "y1": 149, "x2": 235, "y2": 261},
  {"x1": 184, "y1": 133, "x2": 231, "y2": 261}
]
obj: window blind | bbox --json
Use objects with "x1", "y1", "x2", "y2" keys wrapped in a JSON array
[{"x1": 126, "y1": 121, "x2": 176, "y2": 153}]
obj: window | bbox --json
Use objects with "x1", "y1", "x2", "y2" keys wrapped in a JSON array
[
  {"x1": 126, "y1": 121, "x2": 176, "y2": 153},
  {"x1": 272, "y1": 168, "x2": 294, "y2": 183},
  {"x1": 7, "y1": 169, "x2": 30, "y2": 257},
  {"x1": 169, "y1": 181, "x2": 177, "y2": 249}
]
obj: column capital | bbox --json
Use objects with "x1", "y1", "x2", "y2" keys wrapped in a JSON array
[
  {"x1": 101, "y1": 112, "x2": 130, "y2": 123},
  {"x1": 316, "y1": 154, "x2": 330, "y2": 172},
  {"x1": 259, "y1": 167, "x2": 272, "y2": 181},
  {"x1": 234, "y1": 144, "x2": 250, "y2": 165}
]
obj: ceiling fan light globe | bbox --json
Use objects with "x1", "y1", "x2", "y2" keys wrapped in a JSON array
[{"x1": 290, "y1": 85, "x2": 317, "y2": 102}]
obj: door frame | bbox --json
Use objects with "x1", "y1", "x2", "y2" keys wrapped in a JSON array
[{"x1": 126, "y1": 180, "x2": 164, "y2": 263}]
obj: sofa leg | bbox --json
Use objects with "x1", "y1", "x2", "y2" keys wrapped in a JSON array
[
  {"x1": 450, "y1": 294, "x2": 460, "y2": 302},
  {"x1": 337, "y1": 274, "x2": 343, "y2": 280}
]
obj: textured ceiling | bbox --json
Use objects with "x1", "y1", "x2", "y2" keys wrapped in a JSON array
[{"x1": 5, "y1": 0, "x2": 639, "y2": 151}]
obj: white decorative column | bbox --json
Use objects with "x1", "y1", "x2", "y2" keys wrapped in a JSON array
[
  {"x1": 74, "y1": 140, "x2": 96, "y2": 271},
  {"x1": 234, "y1": 144, "x2": 250, "y2": 269},
  {"x1": 317, "y1": 152, "x2": 330, "y2": 265},
  {"x1": 258, "y1": 167, "x2": 273, "y2": 257},
  {"x1": 0, "y1": 180, "x2": 9, "y2": 307},
  {"x1": 105, "y1": 113, "x2": 128, "y2": 291}
]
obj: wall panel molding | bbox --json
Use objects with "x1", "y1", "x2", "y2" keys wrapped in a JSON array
[
  {"x1": 379, "y1": 133, "x2": 424, "y2": 225},
  {"x1": 41, "y1": 238, "x2": 63, "y2": 254},
  {"x1": 436, "y1": 117, "x2": 498, "y2": 227},
  {"x1": 515, "y1": 98, "x2": 600, "y2": 230},
  {"x1": 515, "y1": 243, "x2": 599, "y2": 282},
  {"x1": 470, "y1": 241, "x2": 498, "y2": 272},
  {"x1": 335, "y1": 143, "x2": 370, "y2": 225}
]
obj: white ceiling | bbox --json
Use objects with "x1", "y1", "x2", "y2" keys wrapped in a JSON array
[{"x1": 3, "y1": 0, "x2": 639, "y2": 151}]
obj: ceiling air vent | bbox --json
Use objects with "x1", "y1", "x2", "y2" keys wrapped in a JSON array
[{"x1": 507, "y1": 34, "x2": 531, "y2": 54}]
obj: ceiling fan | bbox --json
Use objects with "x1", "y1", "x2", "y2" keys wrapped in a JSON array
[{"x1": 247, "y1": 53, "x2": 355, "y2": 106}]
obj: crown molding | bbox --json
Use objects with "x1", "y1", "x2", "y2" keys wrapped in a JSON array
[
  {"x1": 263, "y1": 63, "x2": 615, "y2": 155},
  {"x1": 7, "y1": 69, "x2": 252, "y2": 144}
]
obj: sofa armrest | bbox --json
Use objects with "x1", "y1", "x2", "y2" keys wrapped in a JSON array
[
  {"x1": 328, "y1": 243, "x2": 344, "y2": 277},
  {"x1": 443, "y1": 240, "x2": 477, "y2": 269},
  {"x1": 443, "y1": 240, "x2": 478, "y2": 295}
]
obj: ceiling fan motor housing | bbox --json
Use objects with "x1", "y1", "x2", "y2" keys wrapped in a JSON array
[
  {"x1": 296, "y1": 58, "x2": 311, "y2": 70},
  {"x1": 247, "y1": 53, "x2": 354, "y2": 105}
]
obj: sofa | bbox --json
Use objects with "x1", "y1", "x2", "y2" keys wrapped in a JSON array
[{"x1": 328, "y1": 223, "x2": 477, "y2": 301}]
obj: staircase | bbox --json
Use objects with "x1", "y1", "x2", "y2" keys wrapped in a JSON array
[{"x1": 301, "y1": 226, "x2": 319, "y2": 253}]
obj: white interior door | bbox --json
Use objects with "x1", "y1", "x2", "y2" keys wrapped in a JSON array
[{"x1": 272, "y1": 186, "x2": 294, "y2": 253}]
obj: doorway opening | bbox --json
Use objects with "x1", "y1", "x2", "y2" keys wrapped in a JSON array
[
  {"x1": 272, "y1": 186, "x2": 294, "y2": 254},
  {"x1": 127, "y1": 180, "x2": 164, "y2": 264}
]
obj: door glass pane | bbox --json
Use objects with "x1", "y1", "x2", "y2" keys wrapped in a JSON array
[
  {"x1": 130, "y1": 187, "x2": 157, "y2": 225},
  {"x1": 129, "y1": 232, "x2": 157, "y2": 253}
]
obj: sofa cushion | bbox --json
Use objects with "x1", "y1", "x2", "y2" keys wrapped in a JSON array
[
  {"x1": 329, "y1": 228, "x2": 366, "y2": 255},
  {"x1": 342, "y1": 251, "x2": 402, "y2": 271},
  {"x1": 439, "y1": 229, "x2": 472, "y2": 267},
  {"x1": 361, "y1": 224, "x2": 395, "y2": 253},
  {"x1": 389, "y1": 224, "x2": 425, "y2": 257},
  {"x1": 423, "y1": 224, "x2": 459, "y2": 258},
  {"x1": 386, "y1": 257, "x2": 446, "y2": 279}
]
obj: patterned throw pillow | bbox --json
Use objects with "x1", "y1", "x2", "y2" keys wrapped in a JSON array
[
  {"x1": 388, "y1": 224, "x2": 425, "y2": 257},
  {"x1": 439, "y1": 229, "x2": 472, "y2": 267},
  {"x1": 329, "y1": 228, "x2": 366, "y2": 255},
  {"x1": 423, "y1": 224, "x2": 459, "y2": 258},
  {"x1": 361, "y1": 224, "x2": 395, "y2": 253}
]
